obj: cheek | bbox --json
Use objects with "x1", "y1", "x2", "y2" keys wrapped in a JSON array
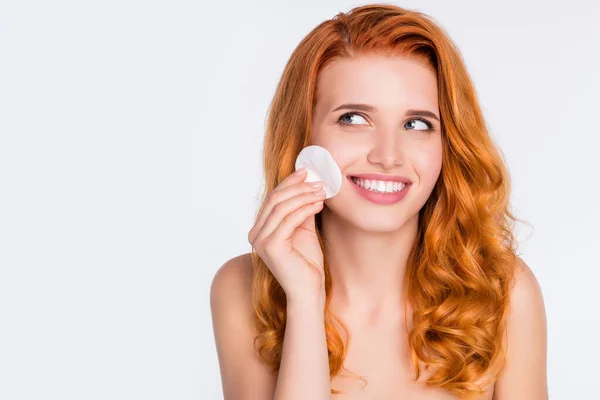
[
  {"x1": 312, "y1": 130, "x2": 443, "y2": 180},
  {"x1": 328, "y1": 144, "x2": 358, "y2": 168},
  {"x1": 311, "y1": 136, "x2": 359, "y2": 170},
  {"x1": 414, "y1": 144, "x2": 443, "y2": 181}
]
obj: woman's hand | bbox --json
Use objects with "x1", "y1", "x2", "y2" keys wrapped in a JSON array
[{"x1": 248, "y1": 168, "x2": 327, "y2": 303}]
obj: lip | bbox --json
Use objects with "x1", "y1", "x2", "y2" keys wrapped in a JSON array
[
  {"x1": 347, "y1": 175, "x2": 411, "y2": 205},
  {"x1": 347, "y1": 173, "x2": 412, "y2": 184}
]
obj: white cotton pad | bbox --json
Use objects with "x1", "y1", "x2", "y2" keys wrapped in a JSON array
[{"x1": 294, "y1": 145, "x2": 342, "y2": 199}]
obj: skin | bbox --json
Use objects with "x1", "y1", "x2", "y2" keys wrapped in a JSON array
[
  {"x1": 210, "y1": 53, "x2": 548, "y2": 399},
  {"x1": 307, "y1": 54, "x2": 548, "y2": 398},
  {"x1": 310, "y1": 53, "x2": 442, "y2": 325}
]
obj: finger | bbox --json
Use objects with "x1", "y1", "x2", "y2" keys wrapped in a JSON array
[
  {"x1": 274, "y1": 167, "x2": 308, "y2": 192},
  {"x1": 254, "y1": 189, "x2": 326, "y2": 244},
  {"x1": 268, "y1": 199, "x2": 324, "y2": 243},
  {"x1": 249, "y1": 176, "x2": 324, "y2": 244},
  {"x1": 250, "y1": 169, "x2": 308, "y2": 235}
]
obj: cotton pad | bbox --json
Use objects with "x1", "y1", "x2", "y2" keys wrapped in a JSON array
[{"x1": 294, "y1": 145, "x2": 342, "y2": 199}]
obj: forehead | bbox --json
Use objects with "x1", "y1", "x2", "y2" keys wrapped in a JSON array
[{"x1": 314, "y1": 54, "x2": 439, "y2": 112}]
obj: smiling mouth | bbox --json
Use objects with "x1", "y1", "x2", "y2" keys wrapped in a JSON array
[{"x1": 348, "y1": 175, "x2": 411, "y2": 194}]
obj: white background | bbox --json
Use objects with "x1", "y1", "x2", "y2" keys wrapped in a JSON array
[{"x1": 1, "y1": 1, "x2": 598, "y2": 399}]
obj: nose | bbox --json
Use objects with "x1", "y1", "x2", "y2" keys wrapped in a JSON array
[{"x1": 366, "y1": 127, "x2": 405, "y2": 169}]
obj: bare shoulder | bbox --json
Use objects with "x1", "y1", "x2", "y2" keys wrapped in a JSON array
[
  {"x1": 210, "y1": 252, "x2": 254, "y2": 308},
  {"x1": 493, "y1": 256, "x2": 548, "y2": 400},
  {"x1": 210, "y1": 252, "x2": 277, "y2": 399},
  {"x1": 507, "y1": 257, "x2": 547, "y2": 329}
]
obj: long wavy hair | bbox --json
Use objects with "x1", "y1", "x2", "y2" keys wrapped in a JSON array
[{"x1": 250, "y1": 4, "x2": 526, "y2": 398}]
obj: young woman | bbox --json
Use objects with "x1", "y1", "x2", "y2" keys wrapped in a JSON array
[{"x1": 211, "y1": 4, "x2": 547, "y2": 399}]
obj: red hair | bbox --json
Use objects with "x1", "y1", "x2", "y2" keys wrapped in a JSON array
[{"x1": 250, "y1": 4, "x2": 525, "y2": 398}]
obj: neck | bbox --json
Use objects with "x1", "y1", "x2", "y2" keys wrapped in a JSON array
[{"x1": 320, "y1": 207, "x2": 419, "y2": 324}]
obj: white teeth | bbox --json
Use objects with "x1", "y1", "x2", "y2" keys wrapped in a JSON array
[{"x1": 352, "y1": 177, "x2": 406, "y2": 193}]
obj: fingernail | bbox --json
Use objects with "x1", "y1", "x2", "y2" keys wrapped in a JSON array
[{"x1": 294, "y1": 167, "x2": 306, "y2": 175}]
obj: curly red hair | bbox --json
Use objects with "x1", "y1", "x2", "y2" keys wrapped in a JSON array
[{"x1": 250, "y1": 4, "x2": 526, "y2": 398}]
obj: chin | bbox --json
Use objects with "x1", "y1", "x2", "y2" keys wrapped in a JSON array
[
  {"x1": 327, "y1": 200, "x2": 416, "y2": 233},
  {"x1": 351, "y1": 215, "x2": 412, "y2": 233}
]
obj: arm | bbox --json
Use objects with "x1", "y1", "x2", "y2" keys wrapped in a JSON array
[
  {"x1": 210, "y1": 255, "x2": 332, "y2": 400},
  {"x1": 273, "y1": 295, "x2": 331, "y2": 400},
  {"x1": 210, "y1": 256, "x2": 278, "y2": 399},
  {"x1": 493, "y1": 258, "x2": 548, "y2": 400}
]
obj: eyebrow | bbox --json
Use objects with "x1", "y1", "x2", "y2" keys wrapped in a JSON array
[{"x1": 331, "y1": 103, "x2": 440, "y2": 122}]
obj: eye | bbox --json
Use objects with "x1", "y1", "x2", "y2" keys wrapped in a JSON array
[
  {"x1": 404, "y1": 118, "x2": 434, "y2": 132},
  {"x1": 337, "y1": 112, "x2": 368, "y2": 126},
  {"x1": 337, "y1": 113, "x2": 435, "y2": 132}
]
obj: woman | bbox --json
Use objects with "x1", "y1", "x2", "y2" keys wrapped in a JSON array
[{"x1": 210, "y1": 4, "x2": 547, "y2": 399}]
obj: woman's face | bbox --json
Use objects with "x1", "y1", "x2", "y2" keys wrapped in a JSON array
[{"x1": 311, "y1": 53, "x2": 443, "y2": 232}]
